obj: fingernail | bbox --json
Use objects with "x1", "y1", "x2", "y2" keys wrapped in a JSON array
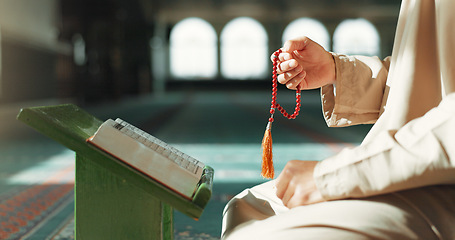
[
  {"x1": 286, "y1": 55, "x2": 293, "y2": 61},
  {"x1": 289, "y1": 60, "x2": 297, "y2": 68}
]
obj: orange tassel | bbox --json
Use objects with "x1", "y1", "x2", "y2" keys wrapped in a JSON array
[{"x1": 261, "y1": 122, "x2": 274, "y2": 179}]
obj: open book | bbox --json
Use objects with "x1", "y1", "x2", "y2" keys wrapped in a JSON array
[{"x1": 87, "y1": 118, "x2": 206, "y2": 200}]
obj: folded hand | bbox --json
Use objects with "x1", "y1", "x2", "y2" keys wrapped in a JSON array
[{"x1": 275, "y1": 160, "x2": 325, "y2": 208}]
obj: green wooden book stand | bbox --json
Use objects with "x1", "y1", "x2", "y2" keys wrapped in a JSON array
[{"x1": 17, "y1": 104, "x2": 214, "y2": 240}]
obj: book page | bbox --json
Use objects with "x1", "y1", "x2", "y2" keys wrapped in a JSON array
[{"x1": 113, "y1": 119, "x2": 205, "y2": 177}]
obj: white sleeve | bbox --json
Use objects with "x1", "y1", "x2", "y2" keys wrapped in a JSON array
[
  {"x1": 321, "y1": 53, "x2": 391, "y2": 127},
  {"x1": 314, "y1": 93, "x2": 455, "y2": 200}
]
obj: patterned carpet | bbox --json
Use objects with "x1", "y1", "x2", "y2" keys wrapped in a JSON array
[{"x1": 0, "y1": 90, "x2": 370, "y2": 239}]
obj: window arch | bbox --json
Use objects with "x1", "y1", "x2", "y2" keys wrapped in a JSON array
[
  {"x1": 220, "y1": 17, "x2": 268, "y2": 80},
  {"x1": 170, "y1": 17, "x2": 217, "y2": 79},
  {"x1": 333, "y1": 18, "x2": 380, "y2": 56},
  {"x1": 282, "y1": 18, "x2": 330, "y2": 50}
]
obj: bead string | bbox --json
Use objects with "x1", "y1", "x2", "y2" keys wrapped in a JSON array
[{"x1": 269, "y1": 49, "x2": 301, "y2": 123}]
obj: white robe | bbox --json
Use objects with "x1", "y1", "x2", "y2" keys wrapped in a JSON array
[{"x1": 221, "y1": 0, "x2": 455, "y2": 239}]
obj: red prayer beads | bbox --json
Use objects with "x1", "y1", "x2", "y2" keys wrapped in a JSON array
[{"x1": 269, "y1": 49, "x2": 301, "y2": 122}]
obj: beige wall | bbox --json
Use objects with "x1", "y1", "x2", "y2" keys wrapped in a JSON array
[
  {"x1": 0, "y1": 0, "x2": 72, "y2": 103},
  {"x1": 0, "y1": 0, "x2": 62, "y2": 51}
]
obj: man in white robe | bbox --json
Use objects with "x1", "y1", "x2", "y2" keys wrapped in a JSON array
[{"x1": 221, "y1": 0, "x2": 455, "y2": 239}]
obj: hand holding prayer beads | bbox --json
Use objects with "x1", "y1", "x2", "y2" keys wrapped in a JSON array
[
  {"x1": 276, "y1": 37, "x2": 336, "y2": 90},
  {"x1": 261, "y1": 49, "x2": 302, "y2": 179}
]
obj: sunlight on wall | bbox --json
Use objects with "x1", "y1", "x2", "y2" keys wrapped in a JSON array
[
  {"x1": 333, "y1": 18, "x2": 380, "y2": 56},
  {"x1": 282, "y1": 18, "x2": 330, "y2": 51},
  {"x1": 170, "y1": 17, "x2": 217, "y2": 79},
  {"x1": 220, "y1": 17, "x2": 268, "y2": 80}
]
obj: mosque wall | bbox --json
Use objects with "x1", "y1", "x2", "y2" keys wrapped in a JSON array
[{"x1": 0, "y1": 0, "x2": 400, "y2": 104}]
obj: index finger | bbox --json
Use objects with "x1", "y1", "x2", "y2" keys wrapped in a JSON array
[
  {"x1": 278, "y1": 52, "x2": 292, "y2": 62},
  {"x1": 283, "y1": 36, "x2": 310, "y2": 52}
]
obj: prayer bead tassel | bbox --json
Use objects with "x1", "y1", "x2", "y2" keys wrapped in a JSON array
[{"x1": 261, "y1": 121, "x2": 274, "y2": 179}]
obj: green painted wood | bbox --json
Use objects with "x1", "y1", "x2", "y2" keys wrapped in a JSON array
[
  {"x1": 161, "y1": 203, "x2": 174, "y2": 240},
  {"x1": 75, "y1": 153, "x2": 165, "y2": 239},
  {"x1": 17, "y1": 104, "x2": 213, "y2": 239},
  {"x1": 193, "y1": 166, "x2": 214, "y2": 209}
]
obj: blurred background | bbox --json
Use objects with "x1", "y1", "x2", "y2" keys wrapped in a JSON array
[{"x1": 0, "y1": 0, "x2": 400, "y2": 239}]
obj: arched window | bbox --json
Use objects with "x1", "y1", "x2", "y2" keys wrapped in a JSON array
[
  {"x1": 282, "y1": 18, "x2": 330, "y2": 50},
  {"x1": 221, "y1": 17, "x2": 268, "y2": 80},
  {"x1": 333, "y1": 18, "x2": 380, "y2": 56},
  {"x1": 170, "y1": 18, "x2": 217, "y2": 79}
]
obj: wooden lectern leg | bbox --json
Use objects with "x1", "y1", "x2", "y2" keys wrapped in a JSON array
[
  {"x1": 162, "y1": 202, "x2": 174, "y2": 240},
  {"x1": 75, "y1": 153, "x2": 173, "y2": 240}
]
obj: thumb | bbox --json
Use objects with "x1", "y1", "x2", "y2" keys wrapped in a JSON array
[{"x1": 282, "y1": 36, "x2": 311, "y2": 52}]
